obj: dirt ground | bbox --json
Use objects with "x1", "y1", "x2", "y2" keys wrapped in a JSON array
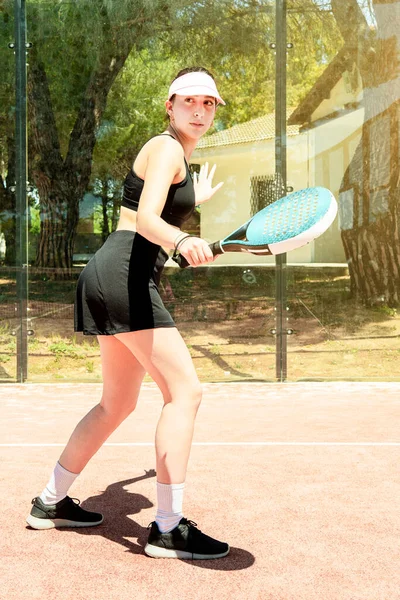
[{"x1": 2, "y1": 301, "x2": 400, "y2": 382}]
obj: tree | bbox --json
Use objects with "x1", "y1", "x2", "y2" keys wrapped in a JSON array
[
  {"x1": 27, "y1": 0, "x2": 177, "y2": 275},
  {"x1": 0, "y1": 3, "x2": 16, "y2": 265},
  {"x1": 0, "y1": 0, "x2": 341, "y2": 271},
  {"x1": 26, "y1": 0, "x2": 277, "y2": 273},
  {"x1": 331, "y1": 0, "x2": 400, "y2": 305},
  {"x1": 88, "y1": 0, "x2": 340, "y2": 210}
]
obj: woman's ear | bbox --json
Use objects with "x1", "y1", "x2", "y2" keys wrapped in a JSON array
[{"x1": 165, "y1": 99, "x2": 174, "y2": 120}]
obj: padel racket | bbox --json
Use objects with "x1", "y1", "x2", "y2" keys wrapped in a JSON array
[{"x1": 173, "y1": 186, "x2": 337, "y2": 268}]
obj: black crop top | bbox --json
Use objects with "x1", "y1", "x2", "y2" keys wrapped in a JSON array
[{"x1": 121, "y1": 134, "x2": 195, "y2": 228}]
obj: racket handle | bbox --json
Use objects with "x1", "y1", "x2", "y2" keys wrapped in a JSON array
[
  {"x1": 173, "y1": 253, "x2": 190, "y2": 268},
  {"x1": 209, "y1": 241, "x2": 224, "y2": 256},
  {"x1": 173, "y1": 240, "x2": 223, "y2": 269}
]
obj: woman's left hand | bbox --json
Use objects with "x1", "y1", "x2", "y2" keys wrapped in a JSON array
[{"x1": 193, "y1": 162, "x2": 224, "y2": 206}]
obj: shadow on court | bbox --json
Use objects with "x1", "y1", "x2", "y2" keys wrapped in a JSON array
[
  {"x1": 3, "y1": 382, "x2": 400, "y2": 599},
  {"x1": 192, "y1": 344, "x2": 253, "y2": 379},
  {"x1": 33, "y1": 469, "x2": 255, "y2": 571}
]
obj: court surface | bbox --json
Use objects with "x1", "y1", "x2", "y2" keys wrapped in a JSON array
[{"x1": 1, "y1": 382, "x2": 400, "y2": 600}]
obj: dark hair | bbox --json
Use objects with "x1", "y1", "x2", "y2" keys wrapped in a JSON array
[{"x1": 171, "y1": 66, "x2": 216, "y2": 84}]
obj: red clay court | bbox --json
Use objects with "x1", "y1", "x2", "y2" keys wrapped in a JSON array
[{"x1": 1, "y1": 382, "x2": 400, "y2": 600}]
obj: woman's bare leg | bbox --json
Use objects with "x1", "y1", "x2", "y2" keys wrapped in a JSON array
[
  {"x1": 115, "y1": 327, "x2": 202, "y2": 484},
  {"x1": 58, "y1": 336, "x2": 146, "y2": 474}
]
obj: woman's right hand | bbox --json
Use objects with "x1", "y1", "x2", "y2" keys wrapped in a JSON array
[{"x1": 178, "y1": 236, "x2": 214, "y2": 267}]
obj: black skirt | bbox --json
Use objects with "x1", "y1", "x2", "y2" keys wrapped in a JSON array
[{"x1": 74, "y1": 230, "x2": 175, "y2": 335}]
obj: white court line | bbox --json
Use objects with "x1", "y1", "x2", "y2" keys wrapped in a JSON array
[{"x1": 0, "y1": 442, "x2": 400, "y2": 447}]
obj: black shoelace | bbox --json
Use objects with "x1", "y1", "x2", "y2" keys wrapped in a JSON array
[{"x1": 147, "y1": 518, "x2": 200, "y2": 531}]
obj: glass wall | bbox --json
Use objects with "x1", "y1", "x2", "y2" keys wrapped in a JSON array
[
  {"x1": 285, "y1": 0, "x2": 400, "y2": 380},
  {"x1": 3, "y1": 1, "x2": 400, "y2": 382},
  {"x1": 0, "y1": 3, "x2": 17, "y2": 381}
]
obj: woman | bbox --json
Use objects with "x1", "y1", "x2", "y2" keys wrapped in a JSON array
[{"x1": 27, "y1": 67, "x2": 230, "y2": 560}]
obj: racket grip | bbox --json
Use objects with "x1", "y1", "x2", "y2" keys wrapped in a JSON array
[
  {"x1": 173, "y1": 253, "x2": 190, "y2": 268},
  {"x1": 209, "y1": 241, "x2": 224, "y2": 256},
  {"x1": 173, "y1": 240, "x2": 223, "y2": 269}
]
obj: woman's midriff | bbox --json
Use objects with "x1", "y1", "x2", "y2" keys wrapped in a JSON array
[
  {"x1": 116, "y1": 206, "x2": 139, "y2": 232},
  {"x1": 116, "y1": 206, "x2": 173, "y2": 257}
]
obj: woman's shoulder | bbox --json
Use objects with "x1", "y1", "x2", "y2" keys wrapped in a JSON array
[
  {"x1": 146, "y1": 133, "x2": 183, "y2": 154},
  {"x1": 133, "y1": 133, "x2": 184, "y2": 180},
  {"x1": 142, "y1": 134, "x2": 184, "y2": 169}
]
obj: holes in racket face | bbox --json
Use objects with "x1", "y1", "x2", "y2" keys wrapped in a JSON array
[{"x1": 252, "y1": 188, "x2": 332, "y2": 245}]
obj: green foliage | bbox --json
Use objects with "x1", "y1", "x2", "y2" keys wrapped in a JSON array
[
  {"x1": 88, "y1": 0, "x2": 340, "y2": 209},
  {"x1": 1, "y1": 0, "x2": 341, "y2": 170},
  {"x1": 0, "y1": 2, "x2": 16, "y2": 181},
  {"x1": 373, "y1": 305, "x2": 397, "y2": 318},
  {"x1": 1, "y1": 0, "x2": 343, "y2": 261},
  {"x1": 49, "y1": 339, "x2": 82, "y2": 359},
  {"x1": 92, "y1": 46, "x2": 176, "y2": 178},
  {"x1": 30, "y1": 206, "x2": 41, "y2": 235},
  {"x1": 287, "y1": 0, "x2": 341, "y2": 108},
  {"x1": 85, "y1": 360, "x2": 94, "y2": 373}
]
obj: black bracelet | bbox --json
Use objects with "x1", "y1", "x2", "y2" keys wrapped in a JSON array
[
  {"x1": 173, "y1": 234, "x2": 192, "y2": 257},
  {"x1": 173, "y1": 232, "x2": 186, "y2": 247}
]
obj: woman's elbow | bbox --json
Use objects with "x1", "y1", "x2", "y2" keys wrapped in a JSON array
[
  {"x1": 135, "y1": 212, "x2": 147, "y2": 235},
  {"x1": 136, "y1": 212, "x2": 158, "y2": 239}
]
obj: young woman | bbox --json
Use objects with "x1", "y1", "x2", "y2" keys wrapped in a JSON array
[{"x1": 27, "y1": 67, "x2": 230, "y2": 560}]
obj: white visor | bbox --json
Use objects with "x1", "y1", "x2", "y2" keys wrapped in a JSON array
[{"x1": 168, "y1": 72, "x2": 225, "y2": 105}]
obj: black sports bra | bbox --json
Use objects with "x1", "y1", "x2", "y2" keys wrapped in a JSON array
[{"x1": 121, "y1": 134, "x2": 195, "y2": 228}]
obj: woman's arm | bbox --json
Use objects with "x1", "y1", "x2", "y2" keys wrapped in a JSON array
[
  {"x1": 136, "y1": 137, "x2": 214, "y2": 267},
  {"x1": 136, "y1": 137, "x2": 185, "y2": 249}
]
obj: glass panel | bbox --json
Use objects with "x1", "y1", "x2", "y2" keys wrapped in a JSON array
[
  {"x1": 286, "y1": 0, "x2": 400, "y2": 381},
  {"x1": 25, "y1": 0, "x2": 279, "y2": 382},
  {"x1": 0, "y1": 2, "x2": 16, "y2": 381},
  {"x1": 21, "y1": 0, "x2": 400, "y2": 382}
]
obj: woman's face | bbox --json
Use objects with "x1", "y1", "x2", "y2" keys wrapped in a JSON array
[{"x1": 165, "y1": 95, "x2": 216, "y2": 139}]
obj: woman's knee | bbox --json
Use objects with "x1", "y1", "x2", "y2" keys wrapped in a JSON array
[
  {"x1": 192, "y1": 381, "x2": 203, "y2": 408},
  {"x1": 100, "y1": 387, "x2": 139, "y2": 422},
  {"x1": 187, "y1": 380, "x2": 202, "y2": 412},
  {"x1": 166, "y1": 379, "x2": 203, "y2": 410}
]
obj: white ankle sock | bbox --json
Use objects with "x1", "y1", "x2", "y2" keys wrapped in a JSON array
[
  {"x1": 155, "y1": 482, "x2": 185, "y2": 533},
  {"x1": 39, "y1": 461, "x2": 80, "y2": 505}
]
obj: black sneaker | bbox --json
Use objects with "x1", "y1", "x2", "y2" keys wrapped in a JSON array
[
  {"x1": 26, "y1": 496, "x2": 104, "y2": 530},
  {"x1": 144, "y1": 517, "x2": 230, "y2": 559}
]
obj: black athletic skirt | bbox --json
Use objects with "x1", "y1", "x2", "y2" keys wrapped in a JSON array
[{"x1": 74, "y1": 230, "x2": 175, "y2": 335}]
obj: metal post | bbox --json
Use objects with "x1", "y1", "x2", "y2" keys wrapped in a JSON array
[
  {"x1": 14, "y1": 0, "x2": 28, "y2": 381},
  {"x1": 275, "y1": 0, "x2": 288, "y2": 381}
]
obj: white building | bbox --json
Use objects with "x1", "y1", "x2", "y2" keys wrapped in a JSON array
[{"x1": 191, "y1": 46, "x2": 363, "y2": 266}]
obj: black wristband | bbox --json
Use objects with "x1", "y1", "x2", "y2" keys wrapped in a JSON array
[{"x1": 173, "y1": 234, "x2": 192, "y2": 258}]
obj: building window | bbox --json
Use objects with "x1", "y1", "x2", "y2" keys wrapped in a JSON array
[
  {"x1": 250, "y1": 175, "x2": 279, "y2": 215},
  {"x1": 189, "y1": 163, "x2": 201, "y2": 177}
]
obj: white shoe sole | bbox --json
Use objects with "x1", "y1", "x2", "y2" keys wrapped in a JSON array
[
  {"x1": 26, "y1": 514, "x2": 104, "y2": 530},
  {"x1": 144, "y1": 542, "x2": 230, "y2": 559}
]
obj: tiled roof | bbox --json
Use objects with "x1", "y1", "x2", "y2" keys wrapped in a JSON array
[{"x1": 196, "y1": 111, "x2": 299, "y2": 149}]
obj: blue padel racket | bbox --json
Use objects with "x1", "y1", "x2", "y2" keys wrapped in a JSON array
[{"x1": 173, "y1": 186, "x2": 337, "y2": 268}]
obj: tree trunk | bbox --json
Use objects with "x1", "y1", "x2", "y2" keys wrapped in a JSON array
[
  {"x1": 35, "y1": 176, "x2": 79, "y2": 277},
  {"x1": 28, "y1": 28, "x2": 134, "y2": 274},
  {"x1": 331, "y1": 0, "x2": 400, "y2": 305},
  {"x1": 341, "y1": 184, "x2": 400, "y2": 306}
]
